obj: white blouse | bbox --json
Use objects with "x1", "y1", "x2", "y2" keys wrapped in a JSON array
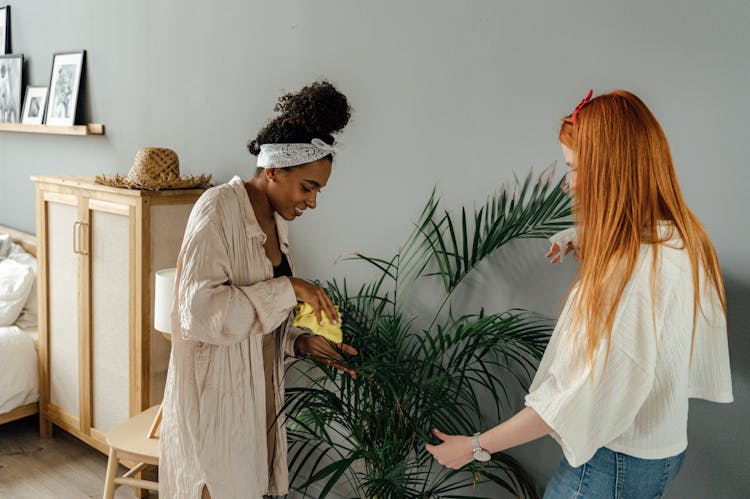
[
  {"x1": 525, "y1": 225, "x2": 733, "y2": 467},
  {"x1": 159, "y1": 176, "x2": 305, "y2": 498}
]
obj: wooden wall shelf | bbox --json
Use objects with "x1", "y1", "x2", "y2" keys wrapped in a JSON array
[{"x1": 0, "y1": 123, "x2": 105, "y2": 136}]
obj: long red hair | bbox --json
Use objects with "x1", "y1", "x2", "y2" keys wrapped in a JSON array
[{"x1": 559, "y1": 90, "x2": 726, "y2": 365}]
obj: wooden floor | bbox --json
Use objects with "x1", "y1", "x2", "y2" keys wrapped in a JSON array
[{"x1": 0, "y1": 415, "x2": 155, "y2": 499}]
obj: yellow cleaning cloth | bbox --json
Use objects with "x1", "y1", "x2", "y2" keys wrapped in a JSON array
[{"x1": 292, "y1": 303, "x2": 343, "y2": 344}]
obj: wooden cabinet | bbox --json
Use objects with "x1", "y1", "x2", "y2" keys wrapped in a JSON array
[{"x1": 33, "y1": 176, "x2": 205, "y2": 454}]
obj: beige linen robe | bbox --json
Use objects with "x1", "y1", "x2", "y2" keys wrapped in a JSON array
[{"x1": 160, "y1": 176, "x2": 305, "y2": 498}]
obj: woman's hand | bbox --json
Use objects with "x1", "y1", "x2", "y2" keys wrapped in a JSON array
[
  {"x1": 547, "y1": 227, "x2": 579, "y2": 263},
  {"x1": 288, "y1": 277, "x2": 340, "y2": 325},
  {"x1": 425, "y1": 429, "x2": 474, "y2": 470},
  {"x1": 546, "y1": 241, "x2": 578, "y2": 263},
  {"x1": 294, "y1": 333, "x2": 358, "y2": 379}
]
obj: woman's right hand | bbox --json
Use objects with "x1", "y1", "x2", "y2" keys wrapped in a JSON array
[
  {"x1": 547, "y1": 227, "x2": 579, "y2": 264},
  {"x1": 288, "y1": 277, "x2": 340, "y2": 325},
  {"x1": 546, "y1": 241, "x2": 578, "y2": 263}
]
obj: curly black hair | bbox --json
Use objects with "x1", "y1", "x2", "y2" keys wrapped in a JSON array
[{"x1": 248, "y1": 80, "x2": 351, "y2": 162}]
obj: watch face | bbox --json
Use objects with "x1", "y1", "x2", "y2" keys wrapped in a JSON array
[{"x1": 474, "y1": 450, "x2": 491, "y2": 462}]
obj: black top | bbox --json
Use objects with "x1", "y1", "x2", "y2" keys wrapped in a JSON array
[{"x1": 273, "y1": 253, "x2": 292, "y2": 278}]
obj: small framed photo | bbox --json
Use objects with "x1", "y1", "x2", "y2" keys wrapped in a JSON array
[
  {"x1": 0, "y1": 53, "x2": 22, "y2": 123},
  {"x1": 21, "y1": 86, "x2": 48, "y2": 125},
  {"x1": 44, "y1": 50, "x2": 85, "y2": 126},
  {"x1": 0, "y1": 6, "x2": 9, "y2": 55}
]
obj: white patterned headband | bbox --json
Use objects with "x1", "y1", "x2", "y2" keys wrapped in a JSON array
[{"x1": 257, "y1": 138, "x2": 337, "y2": 168}]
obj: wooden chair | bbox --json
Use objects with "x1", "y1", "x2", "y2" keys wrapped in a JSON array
[{"x1": 102, "y1": 405, "x2": 161, "y2": 498}]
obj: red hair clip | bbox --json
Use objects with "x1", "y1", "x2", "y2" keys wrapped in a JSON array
[{"x1": 571, "y1": 89, "x2": 593, "y2": 125}]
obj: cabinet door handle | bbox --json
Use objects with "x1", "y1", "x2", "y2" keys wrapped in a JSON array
[
  {"x1": 79, "y1": 221, "x2": 89, "y2": 256},
  {"x1": 73, "y1": 221, "x2": 81, "y2": 254}
]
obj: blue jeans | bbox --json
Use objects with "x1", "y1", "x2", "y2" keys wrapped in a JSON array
[{"x1": 543, "y1": 447, "x2": 686, "y2": 499}]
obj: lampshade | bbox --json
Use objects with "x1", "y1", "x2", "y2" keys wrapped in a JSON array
[{"x1": 154, "y1": 268, "x2": 176, "y2": 335}]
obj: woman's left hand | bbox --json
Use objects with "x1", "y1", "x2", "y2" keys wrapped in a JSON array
[
  {"x1": 425, "y1": 429, "x2": 475, "y2": 469},
  {"x1": 294, "y1": 334, "x2": 358, "y2": 379}
]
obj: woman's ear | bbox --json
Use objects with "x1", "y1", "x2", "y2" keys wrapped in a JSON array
[{"x1": 265, "y1": 168, "x2": 276, "y2": 183}]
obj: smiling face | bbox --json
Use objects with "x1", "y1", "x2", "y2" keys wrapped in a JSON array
[{"x1": 265, "y1": 157, "x2": 332, "y2": 221}]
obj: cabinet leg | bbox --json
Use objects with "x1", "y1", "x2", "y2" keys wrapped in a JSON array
[{"x1": 39, "y1": 414, "x2": 52, "y2": 438}]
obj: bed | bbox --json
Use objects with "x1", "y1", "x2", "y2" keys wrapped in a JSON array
[{"x1": 0, "y1": 225, "x2": 40, "y2": 426}]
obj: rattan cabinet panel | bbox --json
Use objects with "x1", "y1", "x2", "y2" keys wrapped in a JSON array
[{"x1": 33, "y1": 175, "x2": 204, "y2": 453}]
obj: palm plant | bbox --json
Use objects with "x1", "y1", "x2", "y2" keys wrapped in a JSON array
[{"x1": 284, "y1": 168, "x2": 572, "y2": 499}]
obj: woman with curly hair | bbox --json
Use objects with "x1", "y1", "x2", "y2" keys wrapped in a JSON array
[
  {"x1": 159, "y1": 81, "x2": 357, "y2": 499},
  {"x1": 426, "y1": 90, "x2": 732, "y2": 498}
]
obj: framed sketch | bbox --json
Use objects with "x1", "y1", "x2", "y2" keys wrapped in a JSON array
[
  {"x1": 0, "y1": 6, "x2": 9, "y2": 55},
  {"x1": 44, "y1": 50, "x2": 85, "y2": 126},
  {"x1": 0, "y1": 53, "x2": 22, "y2": 123},
  {"x1": 21, "y1": 86, "x2": 48, "y2": 125}
]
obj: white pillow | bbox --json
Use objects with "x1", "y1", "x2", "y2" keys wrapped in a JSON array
[
  {"x1": 0, "y1": 259, "x2": 35, "y2": 326},
  {"x1": 7, "y1": 244, "x2": 38, "y2": 328},
  {"x1": 0, "y1": 234, "x2": 11, "y2": 258}
]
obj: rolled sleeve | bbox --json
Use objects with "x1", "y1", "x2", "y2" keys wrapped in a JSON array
[
  {"x1": 281, "y1": 325, "x2": 308, "y2": 360},
  {"x1": 525, "y1": 344, "x2": 653, "y2": 466},
  {"x1": 176, "y1": 222, "x2": 297, "y2": 345}
]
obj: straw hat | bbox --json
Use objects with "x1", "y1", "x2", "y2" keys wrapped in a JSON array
[{"x1": 95, "y1": 147, "x2": 212, "y2": 191}]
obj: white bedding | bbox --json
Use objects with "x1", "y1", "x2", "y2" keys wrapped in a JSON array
[
  {"x1": 0, "y1": 236, "x2": 40, "y2": 415},
  {"x1": 0, "y1": 325, "x2": 39, "y2": 414}
]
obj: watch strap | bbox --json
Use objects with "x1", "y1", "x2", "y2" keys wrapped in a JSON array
[{"x1": 472, "y1": 432, "x2": 482, "y2": 452}]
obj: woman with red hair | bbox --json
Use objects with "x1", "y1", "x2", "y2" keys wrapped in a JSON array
[{"x1": 426, "y1": 90, "x2": 733, "y2": 497}]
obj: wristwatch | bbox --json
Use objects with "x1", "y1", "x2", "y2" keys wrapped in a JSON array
[{"x1": 472, "y1": 432, "x2": 491, "y2": 462}]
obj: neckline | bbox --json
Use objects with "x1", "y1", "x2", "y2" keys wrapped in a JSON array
[
  {"x1": 229, "y1": 176, "x2": 290, "y2": 250},
  {"x1": 272, "y1": 253, "x2": 287, "y2": 268}
]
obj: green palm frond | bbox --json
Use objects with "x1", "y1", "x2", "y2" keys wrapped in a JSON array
[
  {"x1": 285, "y1": 169, "x2": 571, "y2": 499},
  {"x1": 422, "y1": 168, "x2": 570, "y2": 330}
]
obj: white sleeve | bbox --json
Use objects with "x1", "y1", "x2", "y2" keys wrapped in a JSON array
[
  {"x1": 525, "y1": 283, "x2": 657, "y2": 467},
  {"x1": 688, "y1": 284, "x2": 733, "y2": 402}
]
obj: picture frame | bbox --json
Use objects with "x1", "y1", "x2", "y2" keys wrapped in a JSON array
[
  {"x1": 0, "y1": 53, "x2": 22, "y2": 123},
  {"x1": 21, "y1": 85, "x2": 48, "y2": 125},
  {"x1": 0, "y1": 6, "x2": 9, "y2": 55},
  {"x1": 44, "y1": 50, "x2": 85, "y2": 126}
]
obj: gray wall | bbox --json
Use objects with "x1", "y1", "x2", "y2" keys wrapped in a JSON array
[{"x1": 1, "y1": 1, "x2": 748, "y2": 497}]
